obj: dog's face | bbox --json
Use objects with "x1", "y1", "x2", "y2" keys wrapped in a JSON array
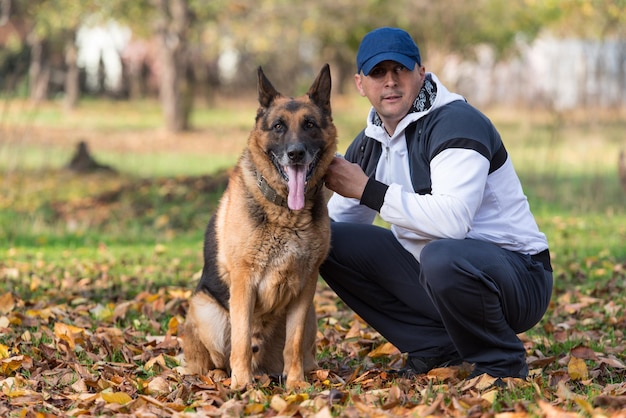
[{"x1": 250, "y1": 65, "x2": 337, "y2": 211}]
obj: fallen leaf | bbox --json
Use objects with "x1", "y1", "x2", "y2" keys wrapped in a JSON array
[
  {"x1": 567, "y1": 356, "x2": 588, "y2": 381},
  {"x1": 599, "y1": 355, "x2": 626, "y2": 369},
  {"x1": 0, "y1": 355, "x2": 26, "y2": 375},
  {"x1": 367, "y1": 342, "x2": 398, "y2": 358},
  {"x1": 146, "y1": 376, "x2": 170, "y2": 395},
  {"x1": 555, "y1": 381, "x2": 585, "y2": 401},
  {"x1": 427, "y1": 366, "x2": 458, "y2": 381},
  {"x1": 269, "y1": 394, "x2": 288, "y2": 412},
  {"x1": 481, "y1": 388, "x2": 498, "y2": 404},
  {"x1": 53, "y1": 322, "x2": 86, "y2": 350},
  {"x1": 244, "y1": 402, "x2": 266, "y2": 415},
  {"x1": 0, "y1": 343, "x2": 9, "y2": 359},
  {"x1": 593, "y1": 395, "x2": 626, "y2": 409},
  {"x1": 570, "y1": 345, "x2": 598, "y2": 361},
  {"x1": 536, "y1": 399, "x2": 579, "y2": 417},
  {"x1": 101, "y1": 391, "x2": 133, "y2": 405},
  {"x1": 0, "y1": 293, "x2": 15, "y2": 314}
]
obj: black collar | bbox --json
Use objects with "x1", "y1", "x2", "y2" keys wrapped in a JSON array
[{"x1": 255, "y1": 171, "x2": 322, "y2": 209}]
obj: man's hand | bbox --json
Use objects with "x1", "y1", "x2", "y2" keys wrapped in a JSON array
[{"x1": 324, "y1": 156, "x2": 369, "y2": 200}]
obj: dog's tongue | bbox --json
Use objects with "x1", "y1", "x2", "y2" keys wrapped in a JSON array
[{"x1": 286, "y1": 165, "x2": 307, "y2": 211}]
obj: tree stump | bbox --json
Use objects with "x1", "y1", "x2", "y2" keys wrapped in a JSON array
[{"x1": 66, "y1": 141, "x2": 116, "y2": 173}]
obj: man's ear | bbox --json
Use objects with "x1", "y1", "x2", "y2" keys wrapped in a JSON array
[{"x1": 354, "y1": 73, "x2": 366, "y2": 97}]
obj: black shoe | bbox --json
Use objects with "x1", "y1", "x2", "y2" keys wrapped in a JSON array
[
  {"x1": 389, "y1": 354, "x2": 462, "y2": 378},
  {"x1": 467, "y1": 362, "x2": 528, "y2": 380}
]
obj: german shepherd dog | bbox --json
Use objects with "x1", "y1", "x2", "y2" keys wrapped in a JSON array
[{"x1": 182, "y1": 64, "x2": 337, "y2": 390}]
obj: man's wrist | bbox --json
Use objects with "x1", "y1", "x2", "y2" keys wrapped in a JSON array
[{"x1": 359, "y1": 177, "x2": 389, "y2": 211}]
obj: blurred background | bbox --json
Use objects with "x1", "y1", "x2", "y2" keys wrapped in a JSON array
[
  {"x1": 1, "y1": 0, "x2": 625, "y2": 128},
  {"x1": 0, "y1": 0, "x2": 625, "y2": 255}
]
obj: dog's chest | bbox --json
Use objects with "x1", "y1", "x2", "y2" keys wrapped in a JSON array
[{"x1": 249, "y1": 226, "x2": 324, "y2": 311}]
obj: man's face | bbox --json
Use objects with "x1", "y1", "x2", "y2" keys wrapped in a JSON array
[{"x1": 355, "y1": 60, "x2": 425, "y2": 135}]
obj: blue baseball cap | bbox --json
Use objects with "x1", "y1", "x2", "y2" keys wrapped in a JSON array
[{"x1": 356, "y1": 27, "x2": 421, "y2": 76}]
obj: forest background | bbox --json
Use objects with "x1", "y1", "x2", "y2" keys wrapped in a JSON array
[{"x1": 1, "y1": 0, "x2": 626, "y2": 416}]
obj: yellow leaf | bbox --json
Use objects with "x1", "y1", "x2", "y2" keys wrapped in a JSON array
[
  {"x1": 145, "y1": 354, "x2": 167, "y2": 371},
  {"x1": 54, "y1": 322, "x2": 86, "y2": 350},
  {"x1": 29, "y1": 276, "x2": 42, "y2": 292},
  {"x1": 0, "y1": 293, "x2": 15, "y2": 314},
  {"x1": 101, "y1": 391, "x2": 133, "y2": 405},
  {"x1": 167, "y1": 316, "x2": 179, "y2": 335},
  {"x1": 270, "y1": 394, "x2": 288, "y2": 412},
  {"x1": 90, "y1": 304, "x2": 115, "y2": 322},
  {"x1": 0, "y1": 355, "x2": 24, "y2": 375},
  {"x1": 26, "y1": 308, "x2": 53, "y2": 320},
  {"x1": 568, "y1": 357, "x2": 588, "y2": 381},
  {"x1": 244, "y1": 403, "x2": 266, "y2": 414},
  {"x1": 481, "y1": 388, "x2": 498, "y2": 404},
  {"x1": 573, "y1": 397, "x2": 594, "y2": 415},
  {"x1": 0, "y1": 344, "x2": 10, "y2": 359},
  {"x1": 285, "y1": 393, "x2": 309, "y2": 404}
]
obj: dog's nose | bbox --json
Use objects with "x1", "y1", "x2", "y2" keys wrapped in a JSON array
[{"x1": 287, "y1": 144, "x2": 306, "y2": 163}]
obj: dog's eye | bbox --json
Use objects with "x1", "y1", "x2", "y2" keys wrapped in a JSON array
[
  {"x1": 272, "y1": 122, "x2": 285, "y2": 132},
  {"x1": 304, "y1": 120, "x2": 317, "y2": 130}
]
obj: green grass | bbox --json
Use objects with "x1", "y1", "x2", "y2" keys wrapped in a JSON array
[{"x1": 1, "y1": 97, "x2": 624, "y2": 258}]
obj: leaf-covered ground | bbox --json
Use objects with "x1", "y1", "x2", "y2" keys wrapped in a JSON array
[{"x1": 1, "y1": 172, "x2": 626, "y2": 417}]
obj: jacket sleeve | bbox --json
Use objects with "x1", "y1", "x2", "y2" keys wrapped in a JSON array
[{"x1": 377, "y1": 148, "x2": 489, "y2": 239}]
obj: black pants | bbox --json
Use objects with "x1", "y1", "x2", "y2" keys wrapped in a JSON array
[{"x1": 319, "y1": 222, "x2": 553, "y2": 378}]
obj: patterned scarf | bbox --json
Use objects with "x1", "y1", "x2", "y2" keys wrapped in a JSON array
[{"x1": 371, "y1": 74, "x2": 437, "y2": 127}]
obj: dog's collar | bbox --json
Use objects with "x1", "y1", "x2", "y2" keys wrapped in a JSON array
[{"x1": 255, "y1": 171, "x2": 323, "y2": 209}]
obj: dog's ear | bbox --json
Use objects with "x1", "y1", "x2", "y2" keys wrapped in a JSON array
[
  {"x1": 257, "y1": 66, "x2": 281, "y2": 108},
  {"x1": 307, "y1": 63, "x2": 332, "y2": 116}
]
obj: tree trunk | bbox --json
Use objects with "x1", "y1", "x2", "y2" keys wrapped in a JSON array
[
  {"x1": 28, "y1": 34, "x2": 50, "y2": 102},
  {"x1": 64, "y1": 30, "x2": 79, "y2": 110},
  {"x1": 154, "y1": 0, "x2": 192, "y2": 132}
]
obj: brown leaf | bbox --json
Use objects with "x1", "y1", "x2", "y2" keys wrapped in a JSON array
[
  {"x1": 598, "y1": 355, "x2": 626, "y2": 369},
  {"x1": 593, "y1": 395, "x2": 626, "y2": 409},
  {"x1": 145, "y1": 354, "x2": 168, "y2": 371},
  {"x1": 146, "y1": 376, "x2": 170, "y2": 395},
  {"x1": 536, "y1": 399, "x2": 579, "y2": 417},
  {"x1": 367, "y1": 342, "x2": 399, "y2": 358},
  {"x1": 427, "y1": 366, "x2": 459, "y2": 381},
  {"x1": 570, "y1": 345, "x2": 598, "y2": 361},
  {"x1": 555, "y1": 381, "x2": 585, "y2": 402},
  {"x1": 0, "y1": 293, "x2": 15, "y2": 314}
]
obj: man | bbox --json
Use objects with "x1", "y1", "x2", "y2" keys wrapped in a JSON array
[{"x1": 321, "y1": 27, "x2": 553, "y2": 379}]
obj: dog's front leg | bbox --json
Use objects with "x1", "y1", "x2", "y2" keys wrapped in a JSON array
[
  {"x1": 283, "y1": 275, "x2": 317, "y2": 389},
  {"x1": 229, "y1": 273, "x2": 255, "y2": 390}
]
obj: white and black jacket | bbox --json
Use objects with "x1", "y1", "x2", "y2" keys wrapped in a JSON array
[{"x1": 328, "y1": 73, "x2": 549, "y2": 262}]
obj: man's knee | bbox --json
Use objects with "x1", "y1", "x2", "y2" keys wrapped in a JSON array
[{"x1": 420, "y1": 239, "x2": 465, "y2": 292}]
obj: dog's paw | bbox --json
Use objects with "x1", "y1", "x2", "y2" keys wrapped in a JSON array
[
  {"x1": 285, "y1": 376, "x2": 310, "y2": 391},
  {"x1": 229, "y1": 371, "x2": 253, "y2": 391},
  {"x1": 208, "y1": 369, "x2": 229, "y2": 382}
]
